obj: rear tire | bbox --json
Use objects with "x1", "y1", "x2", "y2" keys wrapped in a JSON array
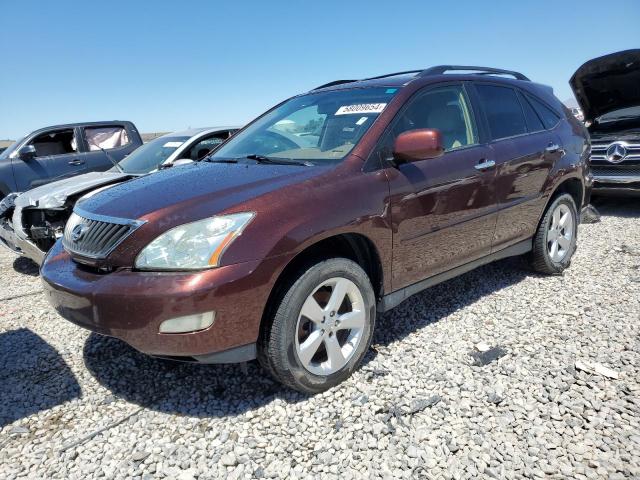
[
  {"x1": 258, "y1": 258, "x2": 375, "y2": 394},
  {"x1": 529, "y1": 193, "x2": 578, "y2": 274}
]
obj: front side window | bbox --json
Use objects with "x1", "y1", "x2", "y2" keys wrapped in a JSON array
[
  {"x1": 182, "y1": 133, "x2": 229, "y2": 160},
  {"x1": 117, "y1": 135, "x2": 190, "y2": 174},
  {"x1": 210, "y1": 88, "x2": 400, "y2": 164},
  {"x1": 84, "y1": 126, "x2": 130, "y2": 151},
  {"x1": 29, "y1": 129, "x2": 77, "y2": 157},
  {"x1": 387, "y1": 84, "x2": 477, "y2": 152},
  {"x1": 476, "y1": 85, "x2": 527, "y2": 140}
]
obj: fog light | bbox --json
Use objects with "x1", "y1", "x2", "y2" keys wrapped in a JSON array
[{"x1": 159, "y1": 311, "x2": 215, "y2": 334}]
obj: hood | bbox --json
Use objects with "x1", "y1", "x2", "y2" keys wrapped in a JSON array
[
  {"x1": 77, "y1": 161, "x2": 327, "y2": 220},
  {"x1": 570, "y1": 49, "x2": 640, "y2": 122},
  {"x1": 15, "y1": 171, "x2": 130, "y2": 210}
]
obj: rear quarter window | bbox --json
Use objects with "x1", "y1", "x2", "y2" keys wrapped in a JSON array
[
  {"x1": 525, "y1": 94, "x2": 561, "y2": 130},
  {"x1": 517, "y1": 92, "x2": 545, "y2": 132}
]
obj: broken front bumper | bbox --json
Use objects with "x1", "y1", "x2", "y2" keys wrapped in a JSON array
[{"x1": 0, "y1": 217, "x2": 46, "y2": 265}]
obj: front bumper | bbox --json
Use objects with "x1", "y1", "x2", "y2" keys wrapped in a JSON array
[
  {"x1": 593, "y1": 175, "x2": 640, "y2": 196},
  {"x1": 41, "y1": 240, "x2": 285, "y2": 361},
  {"x1": 0, "y1": 217, "x2": 46, "y2": 265}
]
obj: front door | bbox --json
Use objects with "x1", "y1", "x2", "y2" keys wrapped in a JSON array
[
  {"x1": 13, "y1": 127, "x2": 85, "y2": 190},
  {"x1": 380, "y1": 84, "x2": 498, "y2": 291}
]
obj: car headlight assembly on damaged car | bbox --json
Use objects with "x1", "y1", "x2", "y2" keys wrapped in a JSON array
[{"x1": 135, "y1": 212, "x2": 254, "y2": 270}]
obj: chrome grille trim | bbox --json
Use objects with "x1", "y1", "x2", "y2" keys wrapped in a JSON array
[
  {"x1": 62, "y1": 206, "x2": 145, "y2": 259},
  {"x1": 590, "y1": 140, "x2": 640, "y2": 162}
]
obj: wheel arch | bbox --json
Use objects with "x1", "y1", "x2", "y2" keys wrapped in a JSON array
[
  {"x1": 259, "y1": 232, "x2": 384, "y2": 335},
  {"x1": 538, "y1": 176, "x2": 584, "y2": 227},
  {"x1": 551, "y1": 177, "x2": 584, "y2": 211}
]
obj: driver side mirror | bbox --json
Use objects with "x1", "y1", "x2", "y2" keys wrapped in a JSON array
[
  {"x1": 393, "y1": 129, "x2": 444, "y2": 163},
  {"x1": 18, "y1": 145, "x2": 37, "y2": 161},
  {"x1": 171, "y1": 158, "x2": 193, "y2": 167}
]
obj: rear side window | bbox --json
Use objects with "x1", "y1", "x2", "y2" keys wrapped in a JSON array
[
  {"x1": 526, "y1": 95, "x2": 561, "y2": 130},
  {"x1": 84, "y1": 126, "x2": 130, "y2": 151},
  {"x1": 518, "y1": 92, "x2": 545, "y2": 132},
  {"x1": 476, "y1": 85, "x2": 527, "y2": 140}
]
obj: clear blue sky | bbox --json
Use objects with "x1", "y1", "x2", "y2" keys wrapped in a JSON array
[{"x1": 1, "y1": 0, "x2": 639, "y2": 139}]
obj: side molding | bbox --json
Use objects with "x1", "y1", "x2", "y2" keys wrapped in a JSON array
[{"x1": 378, "y1": 239, "x2": 532, "y2": 312}]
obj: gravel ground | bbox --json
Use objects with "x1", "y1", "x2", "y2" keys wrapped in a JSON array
[{"x1": 1, "y1": 197, "x2": 639, "y2": 479}]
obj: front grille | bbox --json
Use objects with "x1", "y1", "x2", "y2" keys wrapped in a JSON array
[
  {"x1": 590, "y1": 140, "x2": 640, "y2": 162},
  {"x1": 62, "y1": 210, "x2": 144, "y2": 259},
  {"x1": 592, "y1": 165, "x2": 640, "y2": 177}
]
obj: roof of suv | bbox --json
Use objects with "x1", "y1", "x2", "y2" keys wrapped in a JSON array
[{"x1": 311, "y1": 65, "x2": 534, "y2": 92}]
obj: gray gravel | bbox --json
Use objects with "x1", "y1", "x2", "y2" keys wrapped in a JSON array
[{"x1": 1, "y1": 197, "x2": 639, "y2": 479}]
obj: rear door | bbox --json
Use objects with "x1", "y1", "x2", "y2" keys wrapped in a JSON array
[
  {"x1": 12, "y1": 127, "x2": 86, "y2": 190},
  {"x1": 381, "y1": 83, "x2": 498, "y2": 290},
  {"x1": 79, "y1": 124, "x2": 140, "y2": 172},
  {"x1": 472, "y1": 83, "x2": 560, "y2": 251}
]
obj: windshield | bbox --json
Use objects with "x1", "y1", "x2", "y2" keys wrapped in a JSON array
[
  {"x1": 116, "y1": 135, "x2": 190, "y2": 174},
  {"x1": 597, "y1": 106, "x2": 640, "y2": 123},
  {"x1": 210, "y1": 87, "x2": 400, "y2": 164}
]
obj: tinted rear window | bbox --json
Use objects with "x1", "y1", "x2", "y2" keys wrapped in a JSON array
[
  {"x1": 518, "y1": 92, "x2": 545, "y2": 132},
  {"x1": 476, "y1": 85, "x2": 527, "y2": 140},
  {"x1": 526, "y1": 94, "x2": 561, "y2": 129}
]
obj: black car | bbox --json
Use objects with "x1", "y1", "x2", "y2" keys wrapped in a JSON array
[
  {"x1": 571, "y1": 49, "x2": 640, "y2": 195},
  {"x1": 0, "y1": 121, "x2": 142, "y2": 198}
]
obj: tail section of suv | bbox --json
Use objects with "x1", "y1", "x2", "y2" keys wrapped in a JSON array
[
  {"x1": 0, "y1": 121, "x2": 142, "y2": 198},
  {"x1": 41, "y1": 66, "x2": 590, "y2": 393},
  {"x1": 571, "y1": 49, "x2": 640, "y2": 195}
]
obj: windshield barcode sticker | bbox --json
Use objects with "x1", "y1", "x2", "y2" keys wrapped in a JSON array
[
  {"x1": 335, "y1": 103, "x2": 387, "y2": 115},
  {"x1": 163, "y1": 141, "x2": 184, "y2": 148}
]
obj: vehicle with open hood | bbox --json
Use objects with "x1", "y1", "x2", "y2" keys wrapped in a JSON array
[
  {"x1": 42, "y1": 66, "x2": 590, "y2": 393},
  {"x1": 0, "y1": 121, "x2": 142, "y2": 199},
  {"x1": 571, "y1": 49, "x2": 640, "y2": 195},
  {"x1": 0, "y1": 127, "x2": 237, "y2": 264}
]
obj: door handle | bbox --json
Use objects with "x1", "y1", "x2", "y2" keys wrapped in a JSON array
[
  {"x1": 545, "y1": 143, "x2": 561, "y2": 153},
  {"x1": 474, "y1": 159, "x2": 496, "y2": 171},
  {"x1": 68, "y1": 159, "x2": 85, "y2": 166}
]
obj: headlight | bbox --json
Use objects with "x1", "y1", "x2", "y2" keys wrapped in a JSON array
[{"x1": 135, "y1": 212, "x2": 254, "y2": 270}]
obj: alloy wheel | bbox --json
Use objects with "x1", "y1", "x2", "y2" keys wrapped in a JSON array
[
  {"x1": 294, "y1": 277, "x2": 366, "y2": 376},
  {"x1": 547, "y1": 203, "x2": 574, "y2": 262}
]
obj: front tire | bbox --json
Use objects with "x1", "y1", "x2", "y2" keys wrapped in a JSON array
[
  {"x1": 529, "y1": 193, "x2": 578, "y2": 274},
  {"x1": 259, "y1": 258, "x2": 376, "y2": 394}
]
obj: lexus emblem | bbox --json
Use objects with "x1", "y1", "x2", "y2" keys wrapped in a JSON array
[
  {"x1": 605, "y1": 143, "x2": 627, "y2": 163},
  {"x1": 71, "y1": 224, "x2": 88, "y2": 242}
]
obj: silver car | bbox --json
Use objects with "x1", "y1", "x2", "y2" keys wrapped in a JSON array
[{"x1": 0, "y1": 127, "x2": 237, "y2": 265}]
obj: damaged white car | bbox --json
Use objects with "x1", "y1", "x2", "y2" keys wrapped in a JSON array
[{"x1": 0, "y1": 127, "x2": 237, "y2": 265}]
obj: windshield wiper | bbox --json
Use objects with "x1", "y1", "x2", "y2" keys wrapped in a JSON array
[
  {"x1": 97, "y1": 146, "x2": 123, "y2": 173},
  {"x1": 245, "y1": 154, "x2": 312, "y2": 166},
  {"x1": 204, "y1": 157, "x2": 238, "y2": 164}
]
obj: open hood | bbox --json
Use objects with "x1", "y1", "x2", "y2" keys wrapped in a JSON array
[
  {"x1": 15, "y1": 171, "x2": 131, "y2": 210},
  {"x1": 570, "y1": 49, "x2": 640, "y2": 122}
]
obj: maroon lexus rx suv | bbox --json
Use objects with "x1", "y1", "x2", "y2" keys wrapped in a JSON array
[{"x1": 42, "y1": 66, "x2": 591, "y2": 393}]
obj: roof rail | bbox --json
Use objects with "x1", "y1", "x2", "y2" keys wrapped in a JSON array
[
  {"x1": 313, "y1": 66, "x2": 530, "y2": 91},
  {"x1": 420, "y1": 65, "x2": 530, "y2": 81},
  {"x1": 313, "y1": 79, "x2": 357, "y2": 90},
  {"x1": 313, "y1": 70, "x2": 423, "y2": 90},
  {"x1": 364, "y1": 70, "x2": 424, "y2": 80}
]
